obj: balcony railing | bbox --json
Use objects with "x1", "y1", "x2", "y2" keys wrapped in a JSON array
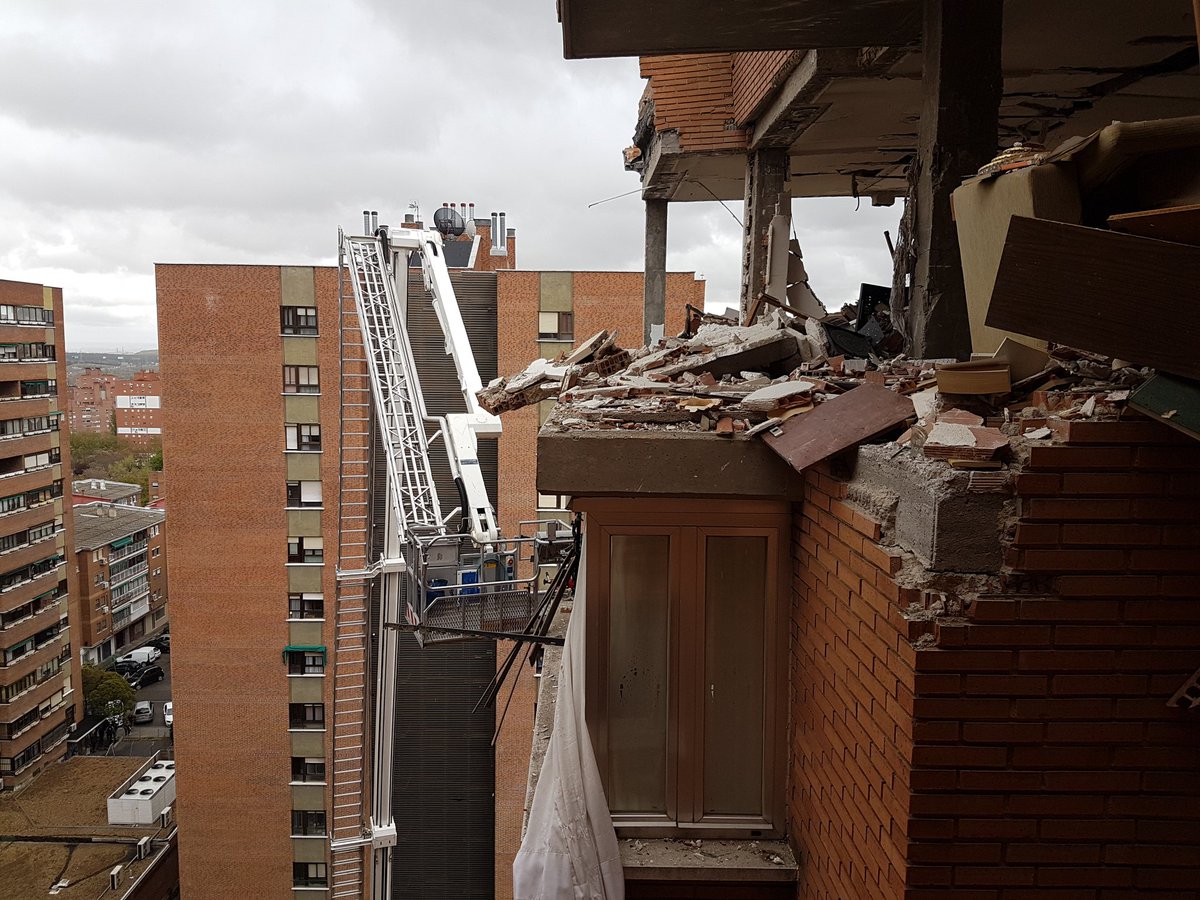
[
  {"x1": 108, "y1": 540, "x2": 148, "y2": 563},
  {"x1": 108, "y1": 561, "x2": 148, "y2": 589}
]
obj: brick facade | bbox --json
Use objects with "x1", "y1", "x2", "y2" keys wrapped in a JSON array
[
  {"x1": 0, "y1": 279, "x2": 77, "y2": 792},
  {"x1": 790, "y1": 418, "x2": 1200, "y2": 897},
  {"x1": 731, "y1": 51, "x2": 803, "y2": 125},
  {"x1": 639, "y1": 54, "x2": 748, "y2": 152}
]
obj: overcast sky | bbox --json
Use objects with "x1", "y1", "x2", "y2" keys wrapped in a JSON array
[{"x1": 0, "y1": 1, "x2": 900, "y2": 352}]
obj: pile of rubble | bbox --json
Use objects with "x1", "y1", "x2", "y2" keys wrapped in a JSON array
[{"x1": 478, "y1": 311, "x2": 1155, "y2": 467}]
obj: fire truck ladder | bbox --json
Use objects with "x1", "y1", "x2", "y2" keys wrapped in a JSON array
[{"x1": 330, "y1": 221, "x2": 577, "y2": 900}]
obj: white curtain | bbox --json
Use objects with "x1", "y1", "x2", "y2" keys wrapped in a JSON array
[{"x1": 513, "y1": 542, "x2": 624, "y2": 900}]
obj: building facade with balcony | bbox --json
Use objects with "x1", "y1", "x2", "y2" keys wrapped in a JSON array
[
  {"x1": 0, "y1": 279, "x2": 78, "y2": 792},
  {"x1": 156, "y1": 211, "x2": 702, "y2": 900},
  {"x1": 73, "y1": 503, "x2": 167, "y2": 666}
]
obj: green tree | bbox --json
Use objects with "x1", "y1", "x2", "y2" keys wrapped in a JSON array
[
  {"x1": 82, "y1": 664, "x2": 135, "y2": 719},
  {"x1": 69, "y1": 432, "x2": 126, "y2": 477}
]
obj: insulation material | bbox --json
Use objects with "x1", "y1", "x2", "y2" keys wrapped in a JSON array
[{"x1": 514, "y1": 544, "x2": 624, "y2": 900}]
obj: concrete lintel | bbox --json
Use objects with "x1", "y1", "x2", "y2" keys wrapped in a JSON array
[
  {"x1": 848, "y1": 444, "x2": 1006, "y2": 572},
  {"x1": 537, "y1": 429, "x2": 802, "y2": 499}
]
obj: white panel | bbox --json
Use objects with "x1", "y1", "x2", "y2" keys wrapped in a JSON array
[
  {"x1": 300, "y1": 481, "x2": 322, "y2": 504},
  {"x1": 116, "y1": 395, "x2": 161, "y2": 409}
]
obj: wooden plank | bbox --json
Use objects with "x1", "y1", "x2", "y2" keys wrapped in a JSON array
[
  {"x1": 1108, "y1": 204, "x2": 1200, "y2": 247},
  {"x1": 1129, "y1": 373, "x2": 1200, "y2": 443},
  {"x1": 986, "y1": 217, "x2": 1200, "y2": 379},
  {"x1": 762, "y1": 383, "x2": 914, "y2": 473}
]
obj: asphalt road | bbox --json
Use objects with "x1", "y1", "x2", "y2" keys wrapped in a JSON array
[{"x1": 119, "y1": 650, "x2": 173, "y2": 752}]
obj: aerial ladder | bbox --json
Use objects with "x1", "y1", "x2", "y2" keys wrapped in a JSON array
[{"x1": 329, "y1": 213, "x2": 576, "y2": 900}]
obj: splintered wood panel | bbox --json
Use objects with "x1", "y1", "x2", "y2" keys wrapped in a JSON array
[
  {"x1": 1108, "y1": 204, "x2": 1200, "y2": 247},
  {"x1": 762, "y1": 383, "x2": 914, "y2": 473},
  {"x1": 560, "y1": 0, "x2": 920, "y2": 58},
  {"x1": 986, "y1": 217, "x2": 1200, "y2": 379}
]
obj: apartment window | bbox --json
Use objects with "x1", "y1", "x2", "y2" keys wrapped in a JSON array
[
  {"x1": 285, "y1": 423, "x2": 322, "y2": 452},
  {"x1": 538, "y1": 311, "x2": 574, "y2": 341},
  {"x1": 151, "y1": 546, "x2": 161, "y2": 558},
  {"x1": 286, "y1": 536, "x2": 323, "y2": 564},
  {"x1": 282, "y1": 366, "x2": 319, "y2": 394},
  {"x1": 288, "y1": 703, "x2": 324, "y2": 730},
  {"x1": 287, "y1": 651, "x2": 325, "y2": 675},
  {"x1": 293, "y1": 862, "x2": 328, "y2": 887},
  {"x1": 583, "y1": 500, "x2": 788, "y2": 835},
  {"x1": 537, "y1": 492, "x2": 567, "y2": 511},
  {"x1": 285, "y1": 481, "x2": 322, "y2": 508},
  {"x1": 291, "y1": 756, "x2": 326, "y2": 783},
  {"x1": 23, "y1": 449, "x2": 59, "y2": 470},
  {"x1": 288, "y1": 593, "x2": 323, "y2": 619},
  {"x1": 291, "y1": 809, "x2": 327, "y2": 836},
  {"x1": 0, "y1": 493, "x2": 24, "y2": 516},
  {"x1": 280, "y1": 306, "x2": 318, "y2": 336},
  {"x1": 20, "y1": 380, "x2": 56, "y2": 398},
  {"x1": 0, "y1": 305, "x2": 53, "y2": 326}
]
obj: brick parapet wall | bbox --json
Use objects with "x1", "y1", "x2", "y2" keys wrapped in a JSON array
[
  {"x1": 639, "y1": 54, "x2": 748, "y2": 153},
  {"x1": 792, "y1": 418, "x2": 1200, "y2": 897},
  {"x1": 731, "y1": 51, "x2": 803, "y2": 125}
]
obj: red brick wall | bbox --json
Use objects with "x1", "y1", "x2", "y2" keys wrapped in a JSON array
[
  {"x1": 732, "y1": 51, "x2": 802, "y2": 125},
  {"x1": 903, "y1": 419, "x2": 1200, "y2": 897},
  {"x1": 639, "y1": 55, "x2": 748, "y2": 152},
  {"x1": 791, "y1": 469, "x2": 913, "y2": 898},
  {"x1": 792, "y1": 419, "x2": 1200, "y2": 897}
]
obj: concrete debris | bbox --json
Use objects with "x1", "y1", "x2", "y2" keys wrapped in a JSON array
[{"x1": 479, "y1": 304, "x2": 1164, "y2": 476}]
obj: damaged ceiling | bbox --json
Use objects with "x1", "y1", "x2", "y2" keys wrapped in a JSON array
[{"x1": 633, "y1": 0, "x2": 1200, "y2": 201}]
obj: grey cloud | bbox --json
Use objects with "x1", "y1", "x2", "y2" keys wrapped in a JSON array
[{"x1": 0, "y1": 0, "x2": 898, "y2": 352}]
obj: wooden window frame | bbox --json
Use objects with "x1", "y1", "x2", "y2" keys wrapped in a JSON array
[{"x1": 578, "y1": 497, "x2": 789, "y2": 838}]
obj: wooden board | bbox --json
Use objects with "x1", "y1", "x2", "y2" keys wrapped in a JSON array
[
  {"x1": 986, "y1": 217, "x2": 1200, "y2": 379},
  {"x1": 762, "y1": 383, "x2": 914, "y2": 473},
  {"x1": 1108, "y1": 204, "x2": 1200, "y2": 247},
  {"x1": 1129, "y1": 373, "x2": 1200, "y2": 443}
]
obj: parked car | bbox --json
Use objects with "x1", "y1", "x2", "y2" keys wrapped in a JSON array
[
  {"x1": 114, "y1": 660, "x2": 145, "y2": 677},
  {"x1": 132, "y1": 700, "x2": 153, "y2": 724},
  {"x1": 116, "y1": 646, "x2": 160, "y2": 666},
  {"x1": 163, "y1": 701, "x2": 173, "y2": 727},
  {"x1": 148, "y1": 635, "x2": 170, "y2": 653},
  {"x1": 131, "y1": 665, "x2": 165, "y2": 689}
]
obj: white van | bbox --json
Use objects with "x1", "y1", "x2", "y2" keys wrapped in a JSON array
[{"x1": 116, "y1": 647, "x2": 160, "y2": 666}]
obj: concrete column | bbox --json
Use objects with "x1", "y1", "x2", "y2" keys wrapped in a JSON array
[
  {"x1": 909, "y1": 0, "x2": 1003, "y2": 360},
  {"x1": 740, "y1": 148, "x2": 789, "y2": 323},
  {"x1": 644, "y1": 199, "x2": 668, "y2": 344}
]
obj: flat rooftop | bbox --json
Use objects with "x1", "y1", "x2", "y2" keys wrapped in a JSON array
[
  {"x1": 0, "y1": 756, "x2": 168, "y2": 900},
  {"x1": 72, "y1": 479, "x2": 140, "y2": 502}
]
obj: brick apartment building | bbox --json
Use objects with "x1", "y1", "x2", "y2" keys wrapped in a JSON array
[
  {"x1": 73, "y1": 477, "x2": 142, "y2": 507},
  {"x1": 69, "y1": 368, "x2": 162, "y2": 447},
  {"x1": 73, "y1": 502, "x2": 167, "y2": 666},
  {"x1": 68, "y1": 367, "x2": 117, "y2": 434},
  {"x1": 156, "y1": 211, "x2": 702, "y2": 899},
  {"x1": 0, "y1": 278, "x2": 78, "y2": 792}
]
